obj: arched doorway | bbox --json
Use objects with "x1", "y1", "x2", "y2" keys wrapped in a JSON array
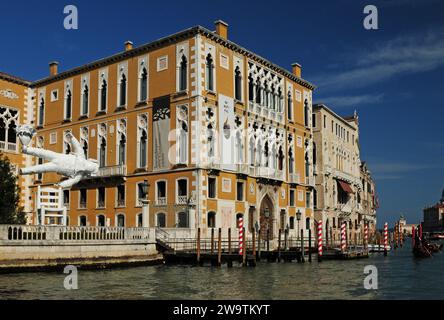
[{"x1": 259, "y1": 195, "x2": 274, "y2": 240}]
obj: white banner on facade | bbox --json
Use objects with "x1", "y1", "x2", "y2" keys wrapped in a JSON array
[{"x1": 218, "y1": 94, "x2": 235, "y2": 171}]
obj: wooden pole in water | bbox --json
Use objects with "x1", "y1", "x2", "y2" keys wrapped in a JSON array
[
  {"x1": 278, "y1": 229, "x2": 282, "y2": 262},
  {"x1": 412, "y1": 226, "x2": 416, "y2": 248},
  {"x1": 197, "y1": 227, "x2": 201, "y2": 265},
  {"x1": 301, "y1": 228, "x2": 305, "y2": 263},
  {"x1": 317, "y1": 220, "x2": 322, "y2": 262},
  {"x1": 308, "y1": 228, "x2": 312, "y2": 262},
  {"x1": 257, "y1": 228, "x2": 261, "y2": 261},
  {"x1": 228, "y1": 228, "x2": 232, "y2": 254},
  {"x1": 284, "y1": 228, "x2": 288, "y2": 251},
  {"x1": 252, "y1": 228, "x2": 256, "y2": 259},
  {"x1": 267, "y1": 228, "x2": 270, "y2": 252},
  {"x1": 217, "y1": 228, "x2": 222, "y2": 267},
  {"x1": 211, "y1": 228, "x2": 215, "y2": 254}
]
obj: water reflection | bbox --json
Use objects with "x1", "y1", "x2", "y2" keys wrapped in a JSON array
[{"x1": 0, "y1": 241, "x2": 442, "y2": 300}]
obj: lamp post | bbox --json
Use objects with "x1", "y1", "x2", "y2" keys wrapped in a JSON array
[
  {"x1": 141, "y1": 180, "x2": 150, "y2": 228},
  {"x1": 296, "y1": 209, "x2": 302, "y2": 240}
]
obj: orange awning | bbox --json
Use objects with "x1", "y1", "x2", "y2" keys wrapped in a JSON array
[{"x1": 337, "y1": 180, "x2": 354, "y2": 193}]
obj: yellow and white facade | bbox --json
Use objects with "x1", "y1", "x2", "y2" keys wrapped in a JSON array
[{"x1": 0, "y1": 21, "x2": 317, "y2": 239}]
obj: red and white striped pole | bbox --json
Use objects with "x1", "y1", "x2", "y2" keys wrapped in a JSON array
[
  {"x1": 318, "y1": 220, "x2": 323, "y2": 261},
  {"x1": 239, "y1": 217, "x2": 244, "y2": 256},
  {"x1": 412, "y1": 225, "x2": 416, "y2": 248},
  {"x1": 341, "y1": 222, "x2": 346, "y2": 252},
  {"x1": 383, "y1": 222, "x2": 388, "y2": 256},
  {"x1": 364, "y1": 222, "x2": 368, "y2": 250}
]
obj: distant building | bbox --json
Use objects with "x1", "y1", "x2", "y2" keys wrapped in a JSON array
[
  {"x1": 312, "y1": 104, "x2": 377, "y2": 244},
  {"x1": 398, "y1": 215, "x2": 415, "y2": 236},
  {"x1": 423, "y1": 190, "x2": 444, "y2": 233}
]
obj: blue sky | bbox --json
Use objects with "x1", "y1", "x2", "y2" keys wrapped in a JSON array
[{"x1": 1, "y1": 0, "x2": 443, "y2": 227}]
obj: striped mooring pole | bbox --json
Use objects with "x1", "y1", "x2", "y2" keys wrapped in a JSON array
[
  {"x1": 317, "y1": 220, "x2": 323, "y2": 261},
  {"x1": 239, "y1": 217, "x2": 244, "y2": 256},
  {"x1": 364, "y1": 222, "x2": 369, "y2": 250},
  {"x1": 341, "y1": 222, "x2": 347, "y2": 252},
  {"x1": 384, "y1": 222, "x2": 388, "y2": 256}
]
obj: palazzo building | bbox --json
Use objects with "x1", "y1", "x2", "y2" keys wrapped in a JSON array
[
  {"x1": 312, "y1": 104, "x2": 377, "y2": 244},
  {"x1": 0, "y1": 21, "x2": 318, "y2": 239}
]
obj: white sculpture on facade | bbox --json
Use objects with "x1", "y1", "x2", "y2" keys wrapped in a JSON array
[{"x1": 16, "y1": 125, "x2": 99, "y2": 188}]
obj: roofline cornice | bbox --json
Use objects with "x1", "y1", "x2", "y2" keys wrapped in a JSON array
[
  {"x1": 30, "y1": 25, "x2": 316, "y2": 91},
  {"x1": 0, "y1": 72, "x2": 31, "y2": 86}
]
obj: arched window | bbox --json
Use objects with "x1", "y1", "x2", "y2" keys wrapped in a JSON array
[
  {"x1": 255, "y1": 79, "x2": 261, "y2": 104},
  {"x1": 140, "y1": 68, "x2": 148, "y2": 101},
  {"x1": 249, "y1": 137, "x2": 255, "y2": 166},
  {"x1": 236, "y1": 131, "x2": 243, "y2": 164},
  {"x1": 38, "y1": 98, "x2": 45, "y2": 126},
  {"x1": 207, "y1": 124, "x2": 215, "y2": 158},
  {"x1": 139, "y1": 129, "x2": 147, "y2": 168},
  {"x1": 271, "y1": 144, "x2": 277, "y2": 169},
  {"x1": 278, "y1": 87, "x2": 283, "y2": 113},
  {"x1": 264, "y1": 142, "x2": 269, "y2": 167},
  {"x1": 306, "y1": 217, "x2": 310, "y2": 230},
  {"x1": 97, "y1": 215, "x2": 106, "y2": 227},
  {"x1": 82, "y1": 85, "x2": 89, "y2": 115},
  {"x1": 177, "y1": 211, "x2": 189, "y2": 228},
  {"x1": 288, "y1": 147, "x2": 294, "y2": 174},
  {"x1": 248, "y1": 75, "x2": 254, "y2": 102},
  {"x1": 82, "y1": 140, "x2": 88, "y2": 159},
  {"x1": 304, "y1": 99, "x2": 309, "y2": 127},
  {"x1": 287, "y1": 91, "x2": 293, "y2": 120},
  {"x1": 235, "y1": 67, "x2": 242, "y2": 101},
  {"x1": 264, "y1": 81, "x2": 269, "y2": 107},
  {"x1": 79, "y1": 215, "x2": 87, "y2": 227},
  {"x1": 65, "y1": 90, "x2": 72, "y2": 119},
  {"x1": 278, "y1": 146, "x2": 284, "y2": 171},
  {"x1": 137, "y1": 213, "x2": 143, "y2": 227},
  {"x1": 119, "y1": 73, "x2": 127, "y2": 106},
  {"x1": 179, "y1": 56, "x2": 187, "y2": 91},
  {"x1": 117, "y1": 214, "x2": 125, "y2": 227},
  {"x1": 313, "y1": 142, "x2": 317, "y2": 166},
  {"x1": 100, "y1": 80, "x2": 107, "y2": 111},
  {"x1": 178, "y1": 120, "x2": 188, "y2": 164},
  {"x1": 7, "y1": 121, "x2": 16, "y2": 144},
  {"x1": 305, "y1": 152, "x2": 310, "y2": 178},
  {"x1": 236, "y1": 213, "x2": 244, "y2": 229},
  {"x1": 271, "y1": 85, "x2": 276, "y2": 110},
  {"x1": 256, "y1": 140, "x2": 262, "y2": 166},
  {"x1": 313, "y1": 189, "x2": 318, "y2": 209},
  {"x1": 157, "y1": 212, "x2": 166, "y2": 228},
  {"x1": 207, "y1": 212, "x2": 216, "y2": 228},
  {"x1": 0, "y1": 117, "x2": 5, "y2": 143},
  {"x1": 289, "y1": 217, "x2": 295, "y2": 230},
  {"x1": 205, "y1": 54, "x2": 214, "y2": 91},
  {"x1": 118, "y1": 134, "x2": 126, "y2": 165},
  {"x1": 99, "y1": 137, "x2": 106, "y2": 167}
]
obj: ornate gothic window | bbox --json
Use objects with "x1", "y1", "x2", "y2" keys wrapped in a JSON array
[
  {"x1": 100, "y1": 79, "x2": 107, "y2": 111},
  {"x1": 235, "y1": 66, "x2": 242, "y2": 101},
  {"x1": 205, "y1": 54, "x2": 214, "y2": 91},
  {"x1": 137, "y1": 115, "x2": 148, "y2": 169},
  {"x1": 179, "y1": 56, "x2": 187, "y2": 92},
  {"x1": 140, "y1": 67, "x2": 148, "y2": 101}
]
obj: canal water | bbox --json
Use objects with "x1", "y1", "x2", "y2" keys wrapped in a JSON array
[{"x1": 1, "y1": 241, "x2": 443, "y2": 300}]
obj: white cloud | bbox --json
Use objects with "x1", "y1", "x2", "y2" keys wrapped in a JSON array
[
  {"x1": 316, "y1": 93, "x2": 384, "y2": 108},
  {"x1": 312, "y1": 30, "x2": 444, "y2": 90}
]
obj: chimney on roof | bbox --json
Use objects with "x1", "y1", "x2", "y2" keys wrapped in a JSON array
[
  {"x1": 291, "y1": 62, "x2": 302, "y2": 78},
  {"x1": 124, "y1": 41, "x2": 133, "y2": 51},
  {"x1": 49, "y1": 61, "x2": 59, "y2": 76},
  {"x1": 214, "y1": 20, "x2": 228, "y2": 39}
]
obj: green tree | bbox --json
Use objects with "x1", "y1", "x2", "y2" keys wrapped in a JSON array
[{"x1": 0, "y1": 153, "x2": 26, "y2": 224}]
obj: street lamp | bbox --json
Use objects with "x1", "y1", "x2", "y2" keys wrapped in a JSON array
[
  {"x1": 296, "y1": 209, "x2": 302, "y2": 240},
  {"x1": 141, "y1": 180, "x2": 150, "y2": 228}
]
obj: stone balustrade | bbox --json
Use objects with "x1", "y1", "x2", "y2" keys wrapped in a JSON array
[{"x1": 0, "y1": 225, "x2": 152, "y2": 242}]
